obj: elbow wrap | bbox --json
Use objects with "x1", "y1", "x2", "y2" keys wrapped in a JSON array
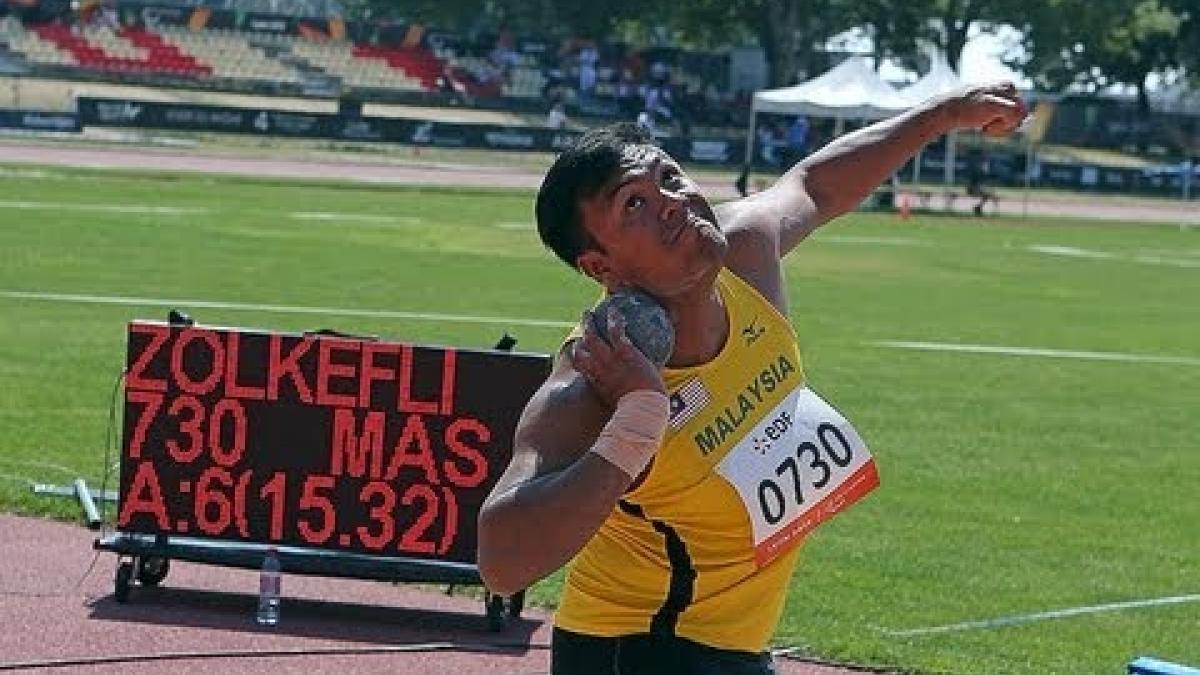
[{"x1": 589, "y1": 390, "x2": 670, "y2": 480}]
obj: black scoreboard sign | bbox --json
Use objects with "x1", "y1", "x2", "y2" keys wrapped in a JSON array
[{"x1": 117, "y1": 322, "x2": 550, "y2": 565}]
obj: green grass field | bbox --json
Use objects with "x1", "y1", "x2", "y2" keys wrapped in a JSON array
[{"x1": 1, "y1": 163, "x2": 1197, "y2": 674}]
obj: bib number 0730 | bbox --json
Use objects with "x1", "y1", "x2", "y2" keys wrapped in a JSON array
[{"x1": 757, "y1": 423, "x2": 853, "y2": 525}]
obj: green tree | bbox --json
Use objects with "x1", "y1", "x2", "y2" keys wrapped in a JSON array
[
  {"x1": 345, "y1": 0, "x2": 639, "y2": 42},
  {"x1": 1169, "y1": 0, "x2": 1198, "y2": 84},
  {"x1": 656, "y1": 0, "x2": 857, "y2": 87},
  {"x1": 821, "y1": 0, "x2": 1027, "y2": 76},
  {"x1": 856, "y1": 0, "x2": 934, "y2": 71},
  {"x1": 1018, "y1": 0, "x2": 1186, "y2": 110},
  {"x1": 342, "y1": 0, "x2": 482, "y2": 27},
  {"x1": 924, "y1": 0, "x2": 1029, "y2": 72}
]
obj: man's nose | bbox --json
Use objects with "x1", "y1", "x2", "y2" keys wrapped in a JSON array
[{"x1": 659, "y1": 190, "x2": 688, "y2": 223}]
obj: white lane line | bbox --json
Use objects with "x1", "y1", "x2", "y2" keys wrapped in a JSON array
[
  {"x1": 819, "y1": 235, "x2": 928, "y2": 246},
  {"x1": 0, "y1": 289, "x2": 574, "y2": 330},
  {"x1": 289, "y1": 212, "x2": 422, "y2": 225},
  {"x1": 874, "y1": 340, "x2": 1200, "y2": 367},
  {"x1": 1030, "y1": 244, "x2": 1200, "y2": 269},
  {"x1": 1130, "y1": 254, "x2": 1200, "y2": 269},
  {"x1": 494, "y1": 221, "x2": 531, "y2": 230},
  {"x1": 1136, "y1": 248, "x2": 1200, "y2": 259},
  {"x1": 1029, "y1": 244, "x2": 1116, "y2": 260},
  {"x1": 881, "y1": 593, "x2": 1200, "y2": 637},
  {"x1": 0, "y1": 200, "x2": 206, "y2": 215}
]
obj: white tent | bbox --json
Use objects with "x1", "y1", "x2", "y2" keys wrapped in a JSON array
[
  {"x1": 895, "y1": 55, "x2": 963, "y2": 107},
  {"x1": 752, "y1": 57, "x2": 909, "y2": 119},
  {"x1": 1152, "y1": 81, "x2": 1200, "y2": 115},
  {"x1": 744, "y1": 57, "x2": 907, "y2": 176},
  {"x1": 743, "y1": 54, "x2": 971, "y2": 204}
]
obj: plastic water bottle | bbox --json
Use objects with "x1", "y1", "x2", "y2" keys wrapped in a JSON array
[{"x1": 256, "y1": 547, "x2": 281, "y2": 626}]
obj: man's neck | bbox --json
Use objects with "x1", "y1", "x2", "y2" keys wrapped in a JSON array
[{"x1": 664, "y1": 279, "x2": 728, "y2": 369}]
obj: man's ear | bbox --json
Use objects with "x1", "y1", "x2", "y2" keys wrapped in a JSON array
[{"x1": 577, "y1": 250, "x2": 621, "y2": 291}]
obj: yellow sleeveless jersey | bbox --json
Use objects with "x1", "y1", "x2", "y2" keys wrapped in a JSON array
[{"x1": 556, "y1": 267, "x2": 806, "y2": 652}]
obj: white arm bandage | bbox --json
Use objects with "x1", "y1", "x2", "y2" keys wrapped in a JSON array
[{"x1": 589, "y1": 390, "x2": 670, "y2": 480}]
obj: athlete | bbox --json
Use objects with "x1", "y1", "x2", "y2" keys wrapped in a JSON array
[{"x1": 478, "y1": 83, "x2": 1026, "y2": 674}]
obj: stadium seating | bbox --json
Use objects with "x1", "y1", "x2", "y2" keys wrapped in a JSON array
[
  {"x1": 155, "y1": 26, "x2": 301, "y2": 84},
  {"x1": 117, "y1": 26, "x2": 211, "y2": 76},
  {"x1": 1, "y1": 14, "x2": 555, "y2": 100},
  {"x1": 0, "y1": 16, "x2": 76, "y2": 66},
  {"x1": 31, "y1": 23, "x2": 211, "y2": 76},
  {"x1": 0, "y1": 18, "x2": 214, "y2": 76},
  {"x1": 352, "y1": 44, "x2": 443, "y2": 91},
  {"x1": 1, "y1": 7, "x2": 736, "y2": 120},
  {"x1": 288, "y1": 38, "x2": 426, "y2": 91},
  {"x1": 4, "y1": 17, "x2": 577, "y2": 102},
  {"x1": 154, "y1": 26, "x2": 439, "y2": 93}
]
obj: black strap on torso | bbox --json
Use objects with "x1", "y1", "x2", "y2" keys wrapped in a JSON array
[{"x1": 618, "y1": 499, "x2": 697, "y2": 637}]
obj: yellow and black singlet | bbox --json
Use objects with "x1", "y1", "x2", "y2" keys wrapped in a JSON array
[{"x1": 556, "y1": 267, "x2": 812, "y2": 652}]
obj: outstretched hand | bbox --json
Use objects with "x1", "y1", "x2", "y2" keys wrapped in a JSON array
[{"x1": 941, "y1": 82, "x2": 1028, "y2": 138}]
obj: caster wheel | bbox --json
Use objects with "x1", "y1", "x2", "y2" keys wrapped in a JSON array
[
  {"x1": 136, "y1": 556, "x2": 170, "y2": 586},
  {"x1": 507, "y1": 589, "x2": 525, "y2": 619},
  {"x1": 485, "y1": 591, "x2": 506, "y2": 632},
  {"x1": 115, "y1": 561, "x2": 134, "y2": 603}
]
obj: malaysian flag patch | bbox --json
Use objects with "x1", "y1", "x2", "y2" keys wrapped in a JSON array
[{"x1": 669, "y1": 377, "x2": 712, "y2": 429}]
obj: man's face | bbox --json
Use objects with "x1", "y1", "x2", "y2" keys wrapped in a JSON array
[{"x1": 576, "y1": 145, "x2": 727, "y2": 298}]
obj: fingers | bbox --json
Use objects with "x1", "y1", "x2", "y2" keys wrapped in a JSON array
[
  {"x1": 573, "y1": 309, "x2": 619, "y2": 378},
  {"x1": 582, "y1": 306, "x2": 636, "y2": 357},
  {"x1": 971, "y1": 81, "x2": 1018, "y2": 101},
  {"x1": 572, "y1": 305, "x2": 663, "y2": 405},
  {"x1": 604, "y1": 306, "x2": 638, "y2": 357},
  {"x1": 982, "y1": 118, "x2": 1016, "y2": 138},
  {"x1": 971, "y1": 88, "x2": 1027, "y2": 137},
  {"x1": 580, "y1": 308, "x2": 616, "y2": 353},
  {"x1": 978, "y1": 93, "x2": 1021, "y2": 111},
  {"x1": 570, "y1": 339, "x2": 598, "y2": 383},
  {"x1": 980, "y1": 108, "x2": 1021, "y2": 136},
  {"x1": 984, "y1": 80, "x2": 1018, "y2": 97}
]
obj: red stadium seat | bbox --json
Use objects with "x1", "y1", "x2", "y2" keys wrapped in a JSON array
[
  {"x1": 30, "y1": 23, "x2": 211, "y2": 77},
  {"x1": 349, "y1": 43, "x2": 444, "y2": 91}
]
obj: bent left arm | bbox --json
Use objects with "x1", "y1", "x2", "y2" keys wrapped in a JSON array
[{"x1": 748, "y1": 82, "x2": 1027, "y2": 256}]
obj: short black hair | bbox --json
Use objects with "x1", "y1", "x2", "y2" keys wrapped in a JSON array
[{"x1": 535, "y1": 123, "x2": 655, "y2": 270}]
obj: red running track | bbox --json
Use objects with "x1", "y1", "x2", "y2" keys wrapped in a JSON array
[{"x1": 0, "y1": 514, "x2": 878, "y2": 674}]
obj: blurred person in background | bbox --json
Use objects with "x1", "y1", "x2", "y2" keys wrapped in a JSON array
[
  {"x1": 578, "y1": 39, "x2": 599, "y2": 103},
  {"x1": 547, "y1": 101, "x2": 568, "y2": 129},
  {"x1": 757, "y1": 120, "x2": 782, "y2": 167},
  {"x1": 782, "y1": 115, "x2": 810, "y2": 169},
  {"x1": 965, "y1": 149, "x2": 999, "y2": 216},
  {"x1": 635, "y1": 109, "x2": 655, "y2": 136}
]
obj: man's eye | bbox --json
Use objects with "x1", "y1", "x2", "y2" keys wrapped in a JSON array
[{"x1": 625, "y1": 195, "x2": 646, "y2": 211}]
